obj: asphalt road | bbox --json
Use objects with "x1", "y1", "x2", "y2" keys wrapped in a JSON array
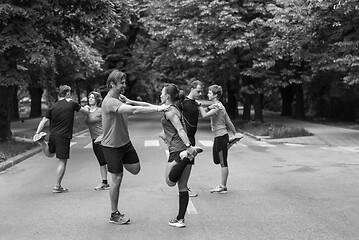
[{"x1": 1, "y1": 113, "x2": 359, "y2": 240}]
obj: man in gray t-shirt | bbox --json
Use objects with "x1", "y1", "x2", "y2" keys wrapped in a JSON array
[{"x1": 101, "y1": 69, "x2": 168, "y2": 225}]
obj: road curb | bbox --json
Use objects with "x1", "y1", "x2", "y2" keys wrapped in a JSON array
[
  {"x1": 0, "y1": 129, "x2": 88, "y2": 173},
  {"x1": 0, "y1": 146, "x2": 42, "y2": 172}
]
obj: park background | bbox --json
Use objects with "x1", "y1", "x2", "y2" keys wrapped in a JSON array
[{"x1": 1, "y1": 0, "x2": 359, "y2": 142}]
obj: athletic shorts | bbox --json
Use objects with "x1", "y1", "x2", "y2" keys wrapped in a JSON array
[
  {"x1": 48, "y1": 134, "x2": 71, "y2": 159},
  {"x1": 102, "y1": 142, "x2": 140, "y2": 174},
  {"x1": 212, "y1": 134, "x2": 229, "y2": 167},
  {"x1": 92, "y1": 140, "x2": 107, "y2": 166},
  {"x1": 168, "y1": 151, "x2": 182, "y2": 163}
]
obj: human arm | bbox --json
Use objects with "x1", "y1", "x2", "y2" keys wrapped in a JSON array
[
  {"x1": 225, "y1": 112, "x2": 237, "y2": 136},
  {"x1": 35, "y1": 117, "x2": 49, "y2": 134},
  {"x1": 117, "y1": 103, "x2": 169, "y2": 115},
  {"x1": 198, "y1": 104, "x2": 220, "y2": 118},
  {"x1": 166, "y1": 110, "x2": 197, "y2": 156},
  {"x1": 78, "y1": 105, "x2": 90, "y2": 115},
  {"x1": 119, "y1": 94, "x2": 154, "y2": 107}
]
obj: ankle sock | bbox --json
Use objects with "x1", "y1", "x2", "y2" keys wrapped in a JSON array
[{"x1": 102, "y1": 180, "x2": 108, "y2": 184}]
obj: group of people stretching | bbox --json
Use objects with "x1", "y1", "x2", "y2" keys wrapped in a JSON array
[{"x1": 33, "y1": 69, "x2": 243, "y2": 228}]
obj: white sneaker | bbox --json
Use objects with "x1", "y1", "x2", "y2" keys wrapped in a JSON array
[
  {"x1": 169, "y1": 218, "x2": 185, "y2": 228},
  {"x1": 33, "y1": 132, "x2": 46, "y2": 142},
  {"x1": 210, "y1": 185, "x2": 228, "y2": 194},
  {"x1": 179, "y1": 147, "x2": 203, "y2": 160}
]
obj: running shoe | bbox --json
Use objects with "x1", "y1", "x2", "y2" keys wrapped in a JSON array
[
  {"x1": 109, "y1": 211, "x2": 130, "y2": 225},
  {"x1": 178, "y1": 188, "x2": 198, "y2": 197},
  {"x1": 169, "y1": 218, "x2": 185, "y2": 228},
  {"x1": 210, "y1": 185, "x2": 228, "y2": 194},
  {"x1": 179, "y1": 147, "x2": 203, "y2": 160},
  {"x1": 52, "y1": 186, "x2": 69, "y2": 193},
  {"x1": 227, "y1": 133, "x2": 244, "y2": 150},
  {"x1": 188, "y1": 188, "x2": 198, "y2": 197},
  {"x1": 94, "y1": 183, "x2": 110, "y2": 190},
  {"x1": 33, "y1": 132, "x2": 46, "y2": 142}
]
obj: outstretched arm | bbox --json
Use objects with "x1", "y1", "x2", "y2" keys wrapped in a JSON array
[
  {"x1": 79, "y1": 105, "x2": 90, "y2": 115},
  {"x1": 119, "y1": 94, "x2": 155, "y2": 107},
  {"x1": 117, "y1": 103, "x2": 168, "y2": 115},
  {"x1": 198, "y1": 104, "x2": 219, "y2": 118}
]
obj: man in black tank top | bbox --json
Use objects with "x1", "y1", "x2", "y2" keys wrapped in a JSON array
[{"x1": 177, "y1": 80, "x2": 203, "y2": 197}]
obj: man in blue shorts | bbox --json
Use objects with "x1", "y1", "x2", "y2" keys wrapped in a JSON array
[
  {"x1": 34, "y1": 85, "x2": 89, "y2": 193},
  {"x1": 101, "y1": 69, "x2": 168, "y2": 225}
]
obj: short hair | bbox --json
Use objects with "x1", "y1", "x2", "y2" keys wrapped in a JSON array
[
  {"x1": 88, "y1": 91, "x2": 102, "y2": 107},
  {"x1": 58, "y1": 85, "x2": 71, "y2": 97},
  {"x1": 208, "y1": 84, "x2": 223, "y2": 99},
  {"x1": 106, "y1": 70, "x2": 126, "y2": 89},
  {"x1": 190, "y1": 80, "x2": 203, "y2": 89}
]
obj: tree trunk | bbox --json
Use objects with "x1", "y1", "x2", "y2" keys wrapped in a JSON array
[
  {"x1": 242, "y1": 92, "x2": 252, "y2": 121},
  {"x1": 11, "y1": 85, "x2": 19, "y2": 121},
  {"x1": 75, "y1": 79, "x2": 81, "y2": 104},
  {"x1": 280, "y1": 85, "x2": 295, "y2": 116},
  {"x1": 294, "y1": 84, "x2": 305, "y2": 119},
  {"x1": 29, "y1": 87, "x2": 44, "y2": 118},
  {"x1": 226, "y1": 80, "x2": 238, "y2": 119},
  {"x1": 253, "y1": 92, "x2": 263, "y2": 122},
  {"x1": 0, "y1": 86, "x2": 15, "y2": 140}
]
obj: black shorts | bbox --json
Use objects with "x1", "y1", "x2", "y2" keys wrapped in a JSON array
[
  {"x1": 102, "y1": 142, "x2": 140, "y2": 174},
  {"x1": 213, "y1": 134, "x2": 229, "y2": 167},
  {"x1": 92, "y1": 140, "x2": 107, "y2": 166},
  {"x1": 168, "y1": 151, "x2": 182, "y2": 163},
  {"x1": 48, "y1": 135, "x2": 71, "y2": 159}
]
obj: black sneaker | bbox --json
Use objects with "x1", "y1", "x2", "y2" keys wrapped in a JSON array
[
  {"x1": 227, "y1": 133, "x2": 244, "y2": 150},
  {"x1": 109, "y1": 211, "x2": 130, "y2": 225}
]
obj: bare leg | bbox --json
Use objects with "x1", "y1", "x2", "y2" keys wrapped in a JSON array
[
  {"x1": 124, "y1": 162, "x2": 141, "y2": 175},
  {"x1": 55, "y1": 159, "x2": 67, "y2": 187},
  {"x1": 100, "y1": 165, "x2": 108, "y2": 180},
  {"x1": 109, "y1": 172, "x2": 123, "y2": 212},
  {"x1": 39, "y1": 141, "x2": 55, "y2": 158},
  {"x1": 221, "y1": 166, "x2": 229, "y2": 187}
]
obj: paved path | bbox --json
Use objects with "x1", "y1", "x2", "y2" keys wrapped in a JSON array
[{"x1": 3, "y1": 111, "x2": 358, "y2": 172}]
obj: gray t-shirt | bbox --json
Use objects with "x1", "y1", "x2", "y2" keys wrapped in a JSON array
[
  {"x1": 101, "y1": 95, "x2": 130, "y2": 148},
  {"x1": 210, "y1": 102, "x2": 228, "y2": 138},
  {"x1": 84, "y1": 108, "x2": 102, "y2": 140}
]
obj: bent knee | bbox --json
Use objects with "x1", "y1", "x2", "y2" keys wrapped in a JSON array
[{"x1": 166, "y1": 179, "x2": 176, "y2": 187}]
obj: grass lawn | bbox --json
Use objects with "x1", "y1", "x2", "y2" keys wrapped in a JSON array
[
  {"x1": 233, "y1": 121, "x2": 313, "y2": 139},
  {"x1": 0, "y1": 113, "x2": 87, "y2": 164}
]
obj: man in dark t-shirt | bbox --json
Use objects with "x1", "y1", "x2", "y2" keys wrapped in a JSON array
[
  {"x1": 34, "y1": 85, "x2": 88, "y2": 193},
  {"x1": 177, "y1": 80, "x2": 203, "y2": 197}
]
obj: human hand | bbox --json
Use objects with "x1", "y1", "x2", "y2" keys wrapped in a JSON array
[
  {"x1": 157, "y1": 104, "x2": 170, "y2": 112},
  {"x1": 119, "y1": 94, "x2": 128, "y2": 103}
]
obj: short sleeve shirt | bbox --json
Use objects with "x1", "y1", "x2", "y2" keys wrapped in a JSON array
[
  {"x1": 45, "y1": 99, "x2": 81, "y2": 139},
  {"x1": 101, "y1": 94, "x2": 130, "y2": 148},
  {"x1": 210, "y1": 102, "x2": 228, "y2": 138},
  {"x1": 84, "y1": 108, "x2": 102, "y2": 140}
]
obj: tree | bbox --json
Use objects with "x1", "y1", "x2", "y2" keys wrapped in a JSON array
[{"x1": 0, "y1": 0, "x2": 126, "y2": 140}]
